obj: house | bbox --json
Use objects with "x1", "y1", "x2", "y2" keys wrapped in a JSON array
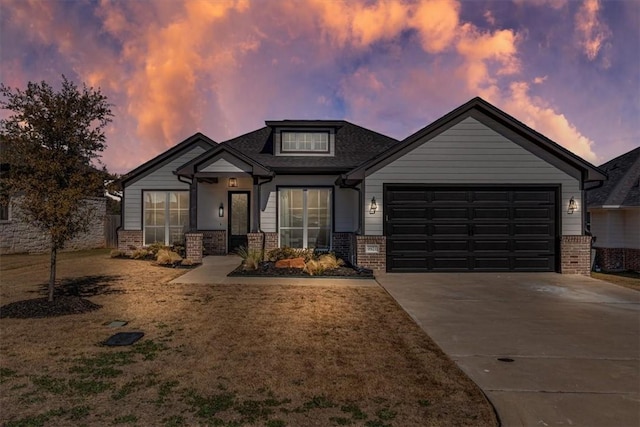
[
  {"x1": 118, "y1": 97, "x2": 606, "y2": 274},
  {"x1": 587, "y1": 147, "x2": 640, "y2": 271}
]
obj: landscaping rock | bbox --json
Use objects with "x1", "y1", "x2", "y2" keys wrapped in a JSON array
[{"x1": 275, "y1": 257, "x2": 306, "y2": 269}]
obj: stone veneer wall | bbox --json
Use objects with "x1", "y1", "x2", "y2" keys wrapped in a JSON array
[
  {"x1": 355, "y1": 235, "x2": 386, "y2": 271},
  {"x1": 560, "y1": 235, "x2": 592, "y2": 275},
  {"x1": 595, "y1": 247, "x2": 640, "y2": 272},
  {"x1": 0, "y1": 198, "x2": 106, "y2": 255},
  {"x1": 202, "y1": 230, "x2": 226, "y2": 255},
  {"x1": 185, "y1": 233, "x2": 203, "y2": 264}
]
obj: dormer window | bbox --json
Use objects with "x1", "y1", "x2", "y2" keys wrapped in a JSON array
[{"x1": 281, "y1": 131, "x2": 329, "y2": 153}]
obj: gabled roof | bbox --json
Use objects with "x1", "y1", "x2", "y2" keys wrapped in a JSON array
[
  {"x1": 587, "y1": 147, "x2": 640, "y2": 207},
  {"x1": 341, "y1": 97, "x2": 607, "y2": 183},
  {"x1": 121, "y1": 132, "x2": 216, "y2": 186},
  {"x1": 175, "y1": 140, "x2": 273, "y2": 178},
  {"x1": 223, "y1": 121, "x2": 399, "y2": 174}
]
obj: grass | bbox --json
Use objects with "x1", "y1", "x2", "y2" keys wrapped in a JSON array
[
  {"x1": 592, "y1": 270, "x2": 640, "y2": 291},
  {"x1": 0, "y1": 249, "x2": 496, "y2": 426}
]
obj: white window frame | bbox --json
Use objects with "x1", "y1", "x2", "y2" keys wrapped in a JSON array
[
  {"x1": 281, "y1": 131, "x2": 329, "y2": 153},
  {"x1": 143, "y1": 191, "x2": 189, "y2": 246},
  {"x1": 278, "y1": 187, "x2": 332, "y2": 249}
]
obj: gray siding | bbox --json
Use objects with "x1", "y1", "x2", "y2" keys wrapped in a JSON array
[
  {"x1": 365, "y1": 117, "x2": 582, "y2": 236},
  {"x1": 260, "y1": 175, "x2": 358, "y2": 233},
  {"x1": 123, "y1": 146, "x2": 207, "y2": 230}
]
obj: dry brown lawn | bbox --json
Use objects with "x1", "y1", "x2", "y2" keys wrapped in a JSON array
[
  {"x1": 0, "y1": 249, "x2": 497, "y2": 427},
  {"x1": 592, "y1": 271, "x2": 640, "y2": 291}
]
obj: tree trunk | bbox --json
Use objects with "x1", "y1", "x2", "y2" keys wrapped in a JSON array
[{"x1": 48, "y1": 245, "x2": 57, "y2": 302}]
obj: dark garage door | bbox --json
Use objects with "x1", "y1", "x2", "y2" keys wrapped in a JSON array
[{"x1": 385, "y1": 186, "x2": 557, "y2": 272}]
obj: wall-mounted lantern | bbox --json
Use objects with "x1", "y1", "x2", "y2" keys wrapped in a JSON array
[
  {"x1": 228, "y1": 177, "x2": 238, "y2": 187},
  {"x1": 369, "y1": 196, "x2": 378, "y2": 214},
  {"x1": 218, "y1": 203, "x2": 224, "y2": 217},
  {"x1": 567, "y1": 197, "x2": 577, "y2": 214}
]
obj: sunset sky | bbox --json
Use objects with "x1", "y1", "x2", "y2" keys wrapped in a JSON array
[{"x1": 1, "y1": 0, "x2": 638, "y2": 174}]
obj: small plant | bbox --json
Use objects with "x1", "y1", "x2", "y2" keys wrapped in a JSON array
[
  {"x1": 180, "y1": 258, "x2": 195, "y2": 267},
  {"x1": 236, "y1": 246, "x2": 263, "y2": 271},
  {"x1": 318, "y1": 253, "x2": 344, "y2": 270},
  {"x1": 303, "y1": 259, "x2": 326, "y2": 276},
  {"x1": 131, "y1": 248, "x2": 150, "y2": 260},
  {"x1": 109, "y1": 250, "x2": 125, "y2": 258},
  {"x1": 147, "y1": 242, "x2": 169, "y2": 256},
  {"x1": 156, "y1": 249, "x2": 183, "y2": 266},
  {"x1": 267, "y1": 246, "x2": 315, "y2": 262}
]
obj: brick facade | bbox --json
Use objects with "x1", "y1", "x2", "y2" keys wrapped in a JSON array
[
  {"x1": 332, "y1": 232, "x2": 354, "y2": 263},
  {"x1": 560, "y1": 235, "x2": 592, "y2": 275},
  {"x1": 247, "y1": 232, "x2": 278, "y2": 259},
  {"x1": 355, "y1": 235, "x2": 386, "y2": 271},
  {"x1": 185, "y1": 233, "x2": 203, "y2": 264},
  {"x1": 117, "y1": 230, "x2": 143, "y2": 256},
  {"x1": 202, "y1": 230, "x2": 226, "y2": 255},
  {"x1": 595, "y1": 247, "x2": 640, "y2": 272}
]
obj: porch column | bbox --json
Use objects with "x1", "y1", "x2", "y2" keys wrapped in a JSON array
[
  {"x1": 189, "y1": 179, "x2": 197, "y2": 232},
  {"x1": 252, "y1": 176, "x2": 259, "y2": 232}
]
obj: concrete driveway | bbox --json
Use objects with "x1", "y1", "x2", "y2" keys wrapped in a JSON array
[{"x1": 376, "y1": 272, "x2": 640, "y2": 427}]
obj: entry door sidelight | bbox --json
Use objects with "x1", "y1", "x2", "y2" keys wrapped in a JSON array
[{"x1": 228, "y1": 191, "x2": 250, "y2": 253}]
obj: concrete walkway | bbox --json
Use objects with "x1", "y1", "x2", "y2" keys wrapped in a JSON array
[
  {"x1": 376, "y1": 272, "x2": 640, "y2": 427},
  {"x1": 170, "y1": 255, "x2": 377, "y2": 287}
]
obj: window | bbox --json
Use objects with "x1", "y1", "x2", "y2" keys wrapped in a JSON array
[
  {"x1": 279, "y1": 188, "x2": 331, "y2": 249},
  {"x1": 143, "y1": 191, "x2": 189, "y2": 245},
  {"x1": 0, "y1": 200, "x2": 9, "y2": 221},
  {"x1": 281, "y1": 132, "x2": 329, "y2": 153}
]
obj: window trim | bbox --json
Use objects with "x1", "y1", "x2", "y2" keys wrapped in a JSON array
[
  {"x1": 277, "y1": 186, "x2": 334, "y2": 249},
  {"x1": 280, "y1": 131, "x2": 330, "y2": 154},
  {"x1": 142, "y1": 190, "x2": 190, "y2": 246}
]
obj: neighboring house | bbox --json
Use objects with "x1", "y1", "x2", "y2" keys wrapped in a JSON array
[
  {"x1": 0, "y1": 197, "x2": 107, "y2": 254},
  {"x1": 587, "y1": 147, "x2": 640, "y2": 271},
  {"x1": 118, "y1": 97, "x2": 605, "y2": 274}
]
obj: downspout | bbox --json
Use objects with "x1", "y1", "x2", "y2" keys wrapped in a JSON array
[{"x1": 256, "y1": 175, "x2": 275, "y2": 255}]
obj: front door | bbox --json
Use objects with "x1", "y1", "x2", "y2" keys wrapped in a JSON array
[{"x1": 228, "y1": 191, "x2": 250, "y2": 253}]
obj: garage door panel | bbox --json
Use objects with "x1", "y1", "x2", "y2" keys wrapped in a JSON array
[
  {"x1": 514, "y1": 207, "x2": 553, "y2": 220},
  {"x1": 513, "y1": 191, "x2": 554, "y2": 203},
  {"x1": 473, "y1": 208, "x2": 509, "y2": 220},
  {"x1": 432, "y1": 224, "x2": 469, "y2": 235},
  {"x1": 387, "y1": 224, "x2": 428, "y2": 235},
  {"x1": 388, "y1": 257, "x2": 429, "y2": 271},
  {"x1": 432, "y1": 240, "x2": 469, "y2": 251},
  {"x1": 387, "y1": 189, "x2": 429, "y2": 204},
  {"x1": 514, "y1": 257, "x2": 555, "y2": 270},
  {"x1": 474, "y1": 240, "x2": 510, "y2": 251},
  {"x1": 432, "y1": 191, "x2": 468, "y2": 202},
  {"x1": 472, "y1": 191, "x2": 510, "y2": 202},
  {"x1": 387, "y1": 206, "x2": 429, "y2": 220},
  {"x1": 473, "y1": 257, "x2": 511, "y2": 270},
  {"x1": 388, "y1": 239, "x2": 428, "y2": 252},
  {"x1": 514, "y1": 239, "x2": 554, "y2": 252},
  {"x1": 432, "y1": 208, "x2": 468, "y2": 219},
  {"x1": 473, "y1": 224, "x2": 510, "y2": 236},
  {"x1": 514, "y1": 223, "x2": 553, "y2": 236},
  {"x1": 432, "y1": 257, "x2": 470, "y2": 270}
]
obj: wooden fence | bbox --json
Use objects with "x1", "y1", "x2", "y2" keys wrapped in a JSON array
[{"x1": 105, "y1": 215, "x2": 121, "y2": 248}]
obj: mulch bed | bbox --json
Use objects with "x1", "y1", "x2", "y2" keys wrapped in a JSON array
[
  {"x1": 228, "y1": 262, "x2": 374, "y2": 278},
  {"x1": 0, "y1": 296, "x2": 102, "y2": 319}
]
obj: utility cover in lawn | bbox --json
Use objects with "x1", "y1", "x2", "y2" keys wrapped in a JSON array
[{"x1": 104, "y1": 331, "x2": 144, "y2": 346}]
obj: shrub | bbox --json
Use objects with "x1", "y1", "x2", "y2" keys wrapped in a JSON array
[
  {"x1": 156, "y1": 249, "x2": 183, "y2": 266},
  {"x1": 304, "y1": 259, "x2": 326, "y2": 276},
  {"x1": 267, "y1": 246, "x2": 315, "y2": 262},
  {"x1": 131, "y1": 249, "x2": 151, "y2": 260},
  {"x1": 110, "y1": 250, "x2": 125, "y2": 258},
  {"x1": 147, "y1": 242, "x2": 169, "y2": 257},
  {"x1": 236, "y1": 246, "x2": 263, "y2": 271},
  {"x1": 318, "y1": 253, "x2": 344, "y2": 270}
]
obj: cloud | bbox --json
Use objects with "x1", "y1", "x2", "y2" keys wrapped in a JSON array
[{"x1": 574, "y1": 0, "x2": 612, "y2": 64}]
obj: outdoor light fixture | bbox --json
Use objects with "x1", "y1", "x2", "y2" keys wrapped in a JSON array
[
  {"x1": 567, "y1": 197, "x2": 577, "y2": 214},
  {"x1": 369, "y1": 196, "x2": 378, "y2": 214},
  {"x1": 218, "y1": 203, "x2": 224, "y2": 217},
  {"x1": 228, "y1": 177, "x2": 238, "y2": 187}
]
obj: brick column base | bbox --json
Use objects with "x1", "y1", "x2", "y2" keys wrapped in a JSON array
[
  {"x1": 247, "y1": 232, "x2": 278, "y2": 260},
  {"x1": 561, "y1": 235, "x2": 591, "y2": 275},
  {"x1": 117, "y1": 230, "x2": 143, "y2": 256},
  {"x1": 185, "y1": 233, "x2": 203, "y2": 264},
  {"x1": 355, "y1": 235, "x2": 386, "y2": 271}
]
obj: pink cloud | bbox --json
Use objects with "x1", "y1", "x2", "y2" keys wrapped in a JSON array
[{"x1": 574, "y1": 0, "x2": 612, "y2": 66}]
